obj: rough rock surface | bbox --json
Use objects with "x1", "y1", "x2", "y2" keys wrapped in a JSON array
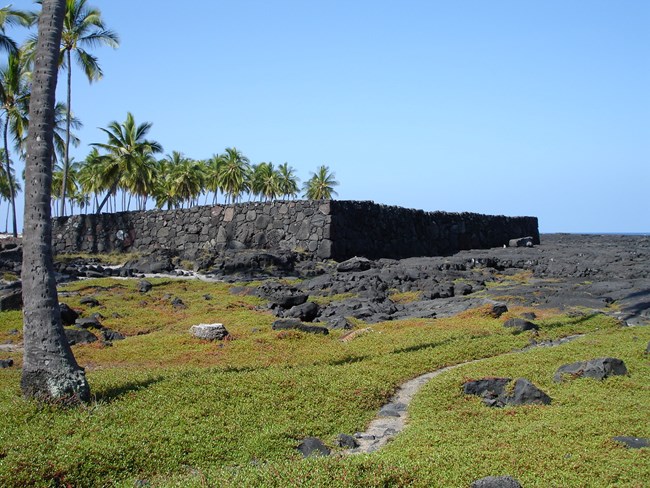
[
  {"x1": 471, "y1": 476, "x2": 523, "y2": 488},
  {"x1": 190, "y1": 323, "x2": 229, "y2": 341},
  {"x1": 296, "y1": 437, "x2": 330, "y2": 457},
  {"x1": 463, "y1": 377, "x2": 552, "y2": 407},
  {"x1": 611, "y1": 436, "x2": 649, "y2": 449},
  {"x1": 553, "y1": 357, "x2": 628, "y2": 382},
  {"x1": 65, "y1": 328, "x2": 98, "y2": 345}
]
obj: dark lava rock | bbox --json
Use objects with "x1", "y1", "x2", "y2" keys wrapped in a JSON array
[
  {"x1": 335, "y1": 433, "x2": 359, "y2": 449},
  {"x1": 0, "y1": 287, "x2": 22, "y2": 311},
  {"x1": 463, "y1": 377, "x2": 552, "y2": 407},
  {"x1": 296, "y1": 437, "x2": 330, "y2": 457},
  {"x1": 65, "y1": 328, "x2": 98, "y2": 345},
  {"x1": 272, "y1": 319, "x2": 329, "y2": 335},
  {"x1": 490, "y1": 303, "x2": 508, "y2": 318},
  {"x1": 611, "y1": 436, "x2": 649, "y2": 449},
  {"x1": 379, "y1": 402, "x2": 407, "y2": 417},
  {"x1": 471, "y1": 476, "x2": 523, "y2": 488},
  {"x1": 59, "y1": 303, "x2": 79, "y2": 325},
  {"x1": 75, "y1": 317, "x2": 103, "y2": 329},
  {"x1": 101, "y1": 328, "x2": 125, "y2": 341},
  {"x1": 327, "y1": 317, "x2": 353, "y2": 330},
  {"x1": 0, "y1": 358, "x2": 14, "y2": 368},
  {"x1": 553, "y1": 357, "x2": 628, "y2": 382},
  {"x1": 503, "y1": 318, "x2": 539, "y2": 332},
  {"x1": 171, "y1": 297, "x2": 187, "y2": 310},
  {"x1": 256, "y1": 282, "x2": 308, "y2": 309},
  {"x1": 124, "y1": 250, "x2": 175, "y2": 274},
  {"x1": 337, "y1": 256, "x2": 373, "y2": 273},
  {"x1": 520, "y1": 312, "x2": 537, "y2": 320},
  {"x1": 138, "y1": 280, "x2": 153, "y2": 293},
  {"x1": 284, "y1": 301, "x2": 319, "y2": 322},
  {"x1": 79, "y1": 296, "x2": 100, "y2": 307}
]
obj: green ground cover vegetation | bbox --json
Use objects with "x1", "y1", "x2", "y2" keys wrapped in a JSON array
[{"x1": 0, "y1": 277, "x2": 648, "y2": 487}]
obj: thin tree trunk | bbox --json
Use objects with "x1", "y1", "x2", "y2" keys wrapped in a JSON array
[
  {"x1": 59, "y1": 49, "x2": 72, "y2": 217},
  {"x1": 22, "y1": 0, "x2": 89, "y2": 403},
  {"x1": 3, "y1": 119, "x2": 17, "y2": 237}
]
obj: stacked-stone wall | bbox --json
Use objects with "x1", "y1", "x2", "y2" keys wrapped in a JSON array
[{"x1": 52, "y1": 200, "x2": 539, "y2": 261}]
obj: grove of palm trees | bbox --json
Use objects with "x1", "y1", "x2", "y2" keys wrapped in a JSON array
[{"x1": 0, "y1": 1, "x2": 340, "y2": 233}]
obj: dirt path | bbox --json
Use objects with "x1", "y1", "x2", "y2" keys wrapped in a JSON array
[{"x1": 345, "y1": 334, "x2": 583, "y2": 454}]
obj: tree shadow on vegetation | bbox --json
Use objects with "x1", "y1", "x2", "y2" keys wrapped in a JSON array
[
  {"x1": 541, "y1": 312, "x2": 603, "y2": 330},
  {"x1": 93, "y1": 376, "x2": 164, "y2": 404},
  {"x1": 391, "y1": 336, "x2": 458, "y2": 355},
  {"x1": 324, "y1": 355, "x2": 370, "y2": 367}
]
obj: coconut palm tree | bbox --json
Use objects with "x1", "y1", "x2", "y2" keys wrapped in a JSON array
[
  {"x1": 219, "y1": 147, "x2": 250, "y2": 203},
  {"x1": 91, "y1": 112, "x2": 162, "y2": 213},
  {"x1": 203, "y1": 154, "x2": 224, "y2": 204},
  {"x1": 278, "y1": 162, "x2": 299, "y2": 200},
  {"x1": 302, "y1": 165, "x2": 339, "y2": 200},
  {"x1": 22, "y1": 0, "x2": 90, "y2": 403},
  {"x1": 251, "y1": 162, "x2": 280, "y2": 202},
  {"x1": 0, "y1": 6, "x2": 34, "y2": 55},
  {"x1": 0, "y1": 50, "x2": 29, "y2": 236},
  {"x1": 26, "y1": 0, "x2": 119, "y2": 215},
  {"x1": 75, "y1": 147, "x2": 104, "y2": 212}
]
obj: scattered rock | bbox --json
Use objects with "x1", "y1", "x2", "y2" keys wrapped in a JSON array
[
  {"x1": 645, "y1": 341, "x2": 650, "y2": 355},
  {"x1": 520, "y1": 312, "x2": 537, "y2": 320},
  {"x1": 284, "y1": 301, "x2": 319, "y2": 322},
  {"x1": 190, "y1": 323, "x2": 230, "y2": 341},
  {"x1": 7, "y1": 328, "x2": 18, "y2": 335},
  {"x1": 335, "y1": 434, "x2": 359, "y2": 449},
  {"x1": 0, "y1": 358, "x2": 13, "y2": 368},
  {"x1": 490, "y1": 303, "x2": 508, "y2": 318},
  {"x1": 137, "y1": 280, "x2": 153, "y2": 293},
  {"x1": 508, "y1": 236, "x2": 534, "y2": 248},
  {"x1": 471, "y1": 476, "x2": 523, "y2": 488},
  {"x1": 202, "y1": 294, "x2": 212, "y2": 300},
  {"x1": 378, "y1": 402, "x2": 407, "y2": 418},
  {"x1": 296, "y1": 437, "x2": 330, "y2": 457},
  {"x1": 337, "y1": 256, "x2": 373, "y2": 273},
  {"x1": 463, "y1": 377, "x2": 552, "y2": 407},
  {"x1": 79, "y1": 296, "x2": 100, "y2": 307},
  {"x1": 503, "y1": 317, "x2": 539, "y2": 332},
  {"x1": 327, "y1": 317, "x2": 353, "y2": 330},
  {"x1": 59, "y1": 303, "x2": 79, "y2": 325},
  {"x1": 611, "y1": 436, "x2": 649, "y2": 449},
  {"x1": 553, "y1": 357, "x2": 628, "y2": 382},
  {"x1": 101, "y1": 328, "x2": 125, "y2": 341},
  {"x1": 65, "y1": 328, "x2": 98, "y2": 345},
  {"x1": 75, "y1": 317, "x2": 103, "y2": 329},
  {"x1": 256, "y1": 282, "x2": 308, "y2": 309},
  {"x1": 124, "y1": 250, "x2": 175, "y2": 274},
  {"x1": 171, "y1": 297, "x2": 187, "y2": 310}
]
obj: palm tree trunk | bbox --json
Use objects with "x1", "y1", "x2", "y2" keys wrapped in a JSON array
[
  {"x1": 2, "y1": 118, "x2": 17, "y2": 237},
  {"x1": 21, "y1": 0, "x2": 89, "y2": 403},
  {"x1": 59, "y1": 49, "x2": 72, "y2": 217}
]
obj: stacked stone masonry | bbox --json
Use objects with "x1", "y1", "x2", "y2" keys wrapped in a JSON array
[{"x1": 52, "y1": 200, "x2": 539, "y2": 261}]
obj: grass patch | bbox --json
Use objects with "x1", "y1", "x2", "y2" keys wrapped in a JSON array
[{"x1": 0, "y1": 277, "x2": 646, "y2": 487}]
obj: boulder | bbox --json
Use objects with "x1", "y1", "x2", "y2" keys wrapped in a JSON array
[
  {"x1": 124, "y1": 250, "x2": 175, "y2": 274},
  {"x1": 611, "y1": 436, "x2": 649, "y2": 449},
  {"x1": 256, "y1": 282, "x2": 308, "y2": 309},
  {"x1": 335, "y1": 433, "x2": 359, "y2": 449},
  {"x1": 503, "y1": 318, "x2": 539, "y2": 332},
  {"x1": 272, "y1": 319, "x2": 329, "y2": 335},
  {"x1": 284, "y1": 301, "x2": 319, "y2": 322},
  {"x1": 490, "y1": 303, "x2": 508, "y2": 318},
  {"x1": 0, "y1": 287, "x2": 22, "y2": 311},
  {"x1": 463, "y1": 377, "x2": 552, "y2": 407},
  {"x1": 553, "y1": 357, "x2": 628, "y2": 382},
  {"x1": 75, "y1": 317, "x2": 103, "y2": 329},
  {"x1": 190, "y1": 323, "x2": 230, "y2": 341},
  {"x1": 327, "y1": 317, "x2": 353, "y2": 330},
  {"x1": 101, "y1": 328, "x2": 126, "y2": 341},
  {"x1": 0, "y1": 358, "x2": 13, "y2": 368},
  {"x1": 471, "y1": 476, "x2": 523, "y2": 488},
  {"x1": 65, "y1": 328, "x2": 98, "y2": 345},
  {"x1": 337, "y1": 256, "x2": 373, "y2": 273},
  {"x1": 171, "y1": 297, "x2": 187, "y2": 310},
  {"x1": 137, "y1": 280, "x2": 153, "y2": 293},
  {"x1": 508, "y1": 236, "x2": 534, "y2": 248},
  {"x1": 379, "y1": 402, "x2": 407, "y2": 418},
  {"x1": 59, "y1": 303, "x2": 79, "y2": 325},
  {"x1": 296, "y1": 437, "x2": 330, "y2": 457},
  {"x1": 79, "y1": 296, "x2": 100, "y2": 307}
]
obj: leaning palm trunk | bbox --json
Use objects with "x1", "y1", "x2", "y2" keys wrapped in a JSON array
[
  {"x1": 21, "y1": 0, "x2": 89, "y2": 403},
  {"x1": 2, "y1": 119, "x2": 17, "y2": 237}
]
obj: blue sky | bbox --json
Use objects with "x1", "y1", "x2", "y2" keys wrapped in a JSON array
[{"x1": 6, "y1": 0, "x2": 649, "y2": 233}]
